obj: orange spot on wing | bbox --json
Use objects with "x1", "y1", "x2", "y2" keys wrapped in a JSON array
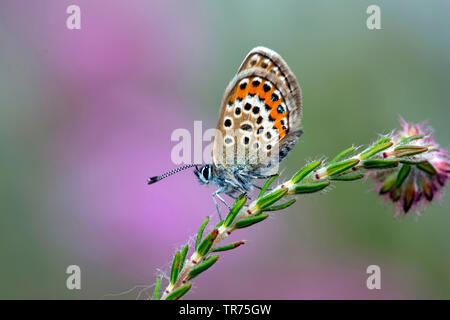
[
  {"x1": 273, "y1": 121, "x2": 286, "y2": 139},
  {"x1": 269, "y1": 105, "x2": 287, "y2": 122},
  {"x1": 264, "y1": 89, "x2": 277, "y2": 106},
  {"x1": 236, "y1": 82, "x2": 248, "y2": 100},
  {"x1": 248, "y1": 77, "x2": 259, "y2": 95},
  {"x1": 256, "y1": 80, "x2": 272, "y2": 101}
]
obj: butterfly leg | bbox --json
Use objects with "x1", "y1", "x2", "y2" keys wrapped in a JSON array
[
  {"x1": 211, "y1": 195, "x2": 222, "y2": 220},
  {"x1": 252, "y1": 184, "x2": 263, "y2": 190},
  {"x1": 252, "y1": 173, "x2": 279, "y2": 194},
  {"x1": 253, "y1": 173, "x2": 280, "y2": 179},
  {"x1": 216, "y1": 193, "x2": 232, "y2": 211},
  {"x1": 212, "y1": 188, "x2": 228, "y2": 220}
]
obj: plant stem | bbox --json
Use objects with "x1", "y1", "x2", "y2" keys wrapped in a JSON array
[{"x1": 155, "y1": 128, "x2": 446, "y2": 300}]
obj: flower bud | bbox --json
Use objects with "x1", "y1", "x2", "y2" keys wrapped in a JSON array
[{"x1": 371, "y1": 118, "x2": 449, "y2": 216}]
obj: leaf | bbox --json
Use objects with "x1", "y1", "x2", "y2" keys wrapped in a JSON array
[
  {"x1": 326, "y1": 159, "x2": 360, "y2": 176},
  {"x1": 329, "y1": 147, "x2": 356, "y2": 164},
  {"x1": 291, "y1": 161, "x2": 321, "y2": 184},
  {"x1": 152, "y1": 277, "x2": 161, "y2": 300},
  {"x1": 223, "y1": 194, "x2": 247, "y2": 228},
  {"x1": 372, "y1": 137, "x2": 392, "y2": 146},
  {"x1": 362, "y1": 159, "x2": 399, "y2": 169},
  {"x1": 164, "y1": 284, "x2": 191, "y2": 300},
  {"x1": 293, "y1": 181, "x2": 330, "y2": 194},
  {"x1": 196, "y1": 229, "x2": 219, "y2": 257},
  {"x1": 170, "y1": 251, "x2": 181, "y2": 285},
  {"x1": 186, "y1": 255, "x2": 219, "y2": 280},
  {"x1": 263, "y1": 199, "x2": 296, "y2": 211},
  {"x1": 359, "y1": 142, "x2": 393, "y2": 160},
  {"x1": 195, "y1": 216, "x2": 210, "y2": 250},
  {"x1": 212, "y1": 241, "x2": 246, "y2": 252},
  {"x1": 393, "y1": 145, "x2": 428, "y2": 157},
  {"x1": 256, "y1": 188, "x2": 288, "y2": 210},
  {"x1": 416, "y1": 161, "x2": 437, "y2": 176},
  {"x1": 396, "y1": 164, "x2": 411, "y2": 187},
  {"x1": 180, "y1": 244, "x2": 189, "y2": 270},
  {"x1": 258, "y1": 174, "x2": 279, "y2": 198},
  {"x1": 235, "y1": 214, "x2": 268, "y2": 229},
  {"x1": 330, "y1": 173, "x2": 364, "y2": 181}
]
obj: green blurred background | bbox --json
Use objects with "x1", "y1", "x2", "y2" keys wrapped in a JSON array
[{"x1": 0, "y1": 0, "x2": 449, "y2": 299}]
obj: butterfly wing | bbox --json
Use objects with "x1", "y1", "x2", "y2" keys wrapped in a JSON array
[{"x1": 213, "y1": 47, "x2": 303, "y2": 177}]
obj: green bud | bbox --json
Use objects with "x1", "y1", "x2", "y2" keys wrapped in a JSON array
[
  {"x1": 187, "y1": 255, "x2": 219, "y2": 281},
  {"x1": 416, "y1": 161, "x2": 437, "y2": 176},
  {"x1": 258, "y1": 174, "x2": 279, "y2": 198},
  {"x1": 362, "y1": 159, "x2": 399, "y2": 169},
  {"x1": 196, "y1": 229, "x2": 219, "y2": 257},
  {"x1": 212, "y1": 240, "x2": 246, "y2": 252},
  {"x1": 403, "y1": 178, "x2": 416, "y2": 213},
  {"x1": 164, "y1": 283, "x2": 191, "y2": 300},
  {"x1": 390, "y1": 187, "x2": 402, "y2": 202},
  {"x1": 152, "y1": 277, "x2": 161, "y2": 300},
  {"x1": 330, "y1": 173, "x2": 364, "y2": 181},
  {"x1": 421, "y1": 179, "x2": 434, "y2": 201},
  {"x1": 359, "y1": 142, "x2": 393, "y2": 160},
  {"x1": 379, "y1": 174, "x2": 396, "y2": 194},
  {"x1": 329, "y1": 147, "x2": 356, "y2": 164},
  {"x1": 235, "y1": 214, "x2": 268, "y2": 229},
  {"x1": 263, "y1": 199, "x2": 296, "y2": 211},
  {"x1": 396, "y1": 164, "x2": 411, "y2": 188},
  {"x1": 393, "y1": 145, "x2": 428, "y2": 157},
  {"x1": 326, "y1": 159, "x2": 360, "y2": 176},
  {"x1": 223, "y1": 194, "x2": 247, "y2": 228},
  {"x1": 170, "y1": 251, "x2": 181, "y2": 285},
  {"x1": 291, "y1": 161, "x2": 322, "y2": 184},
  {"x1": 256, "y1": 188, "x2": 288, "y2": 210},
  {"x1": 293, "y1": 181, "x2": 330, "y2": 194},
  {"x1": 195, "y1": 216, "x2": 210, "y2": 250}
]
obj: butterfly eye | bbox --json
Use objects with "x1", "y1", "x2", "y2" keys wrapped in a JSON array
[{"x1": 202, "y1": 165, "x2": 211, "y2": 181}]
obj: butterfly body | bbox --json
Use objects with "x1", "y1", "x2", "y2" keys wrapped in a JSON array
[{"x1": 195, "y1": 164, "x2": 255, "y2": 196}]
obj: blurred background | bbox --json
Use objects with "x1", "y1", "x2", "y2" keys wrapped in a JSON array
[{"x1": 0, "y1": 0, "x2": 449, "y2": 299}]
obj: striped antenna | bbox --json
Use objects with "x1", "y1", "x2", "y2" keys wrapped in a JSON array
[{"x1": 147, "y1": 164, "x2": 202, "y2": 185}]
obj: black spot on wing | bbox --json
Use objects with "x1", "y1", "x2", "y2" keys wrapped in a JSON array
[
  {"x1": 256, "y1": 116, "x2": 263, "y2": 124},
  {"x1": 240, "y1": 124, "x2": 252, "y2": 131}
]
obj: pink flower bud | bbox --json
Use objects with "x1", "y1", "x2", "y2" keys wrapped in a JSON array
[{"x1": 371, "y1": 118, "x2": 449, "y2": 216}]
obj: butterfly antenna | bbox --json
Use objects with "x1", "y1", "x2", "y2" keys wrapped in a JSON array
[{"x1": 147, "y1": 164, "x2": 202, "y2": 185}]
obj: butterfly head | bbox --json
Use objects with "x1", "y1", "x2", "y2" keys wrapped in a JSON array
[{"x1": 194, "y1": 164, "x2": 214, "y2": 185}]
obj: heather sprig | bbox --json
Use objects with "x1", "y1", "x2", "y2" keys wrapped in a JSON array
[
  {"x1": 153, "y1": 118, "x2": 448, "y2": 300},
  {"x1": 371, "y1": 117, "x2": 449, "y2": 215}
]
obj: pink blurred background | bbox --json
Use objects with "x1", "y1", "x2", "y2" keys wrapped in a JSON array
[{"x1": 0, "y1": 0, "x2": 449, "y2": 299}]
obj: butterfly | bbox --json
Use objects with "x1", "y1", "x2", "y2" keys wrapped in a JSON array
[{"x1": 148, "y1": 47, "x2": 303, "y2": 218}]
